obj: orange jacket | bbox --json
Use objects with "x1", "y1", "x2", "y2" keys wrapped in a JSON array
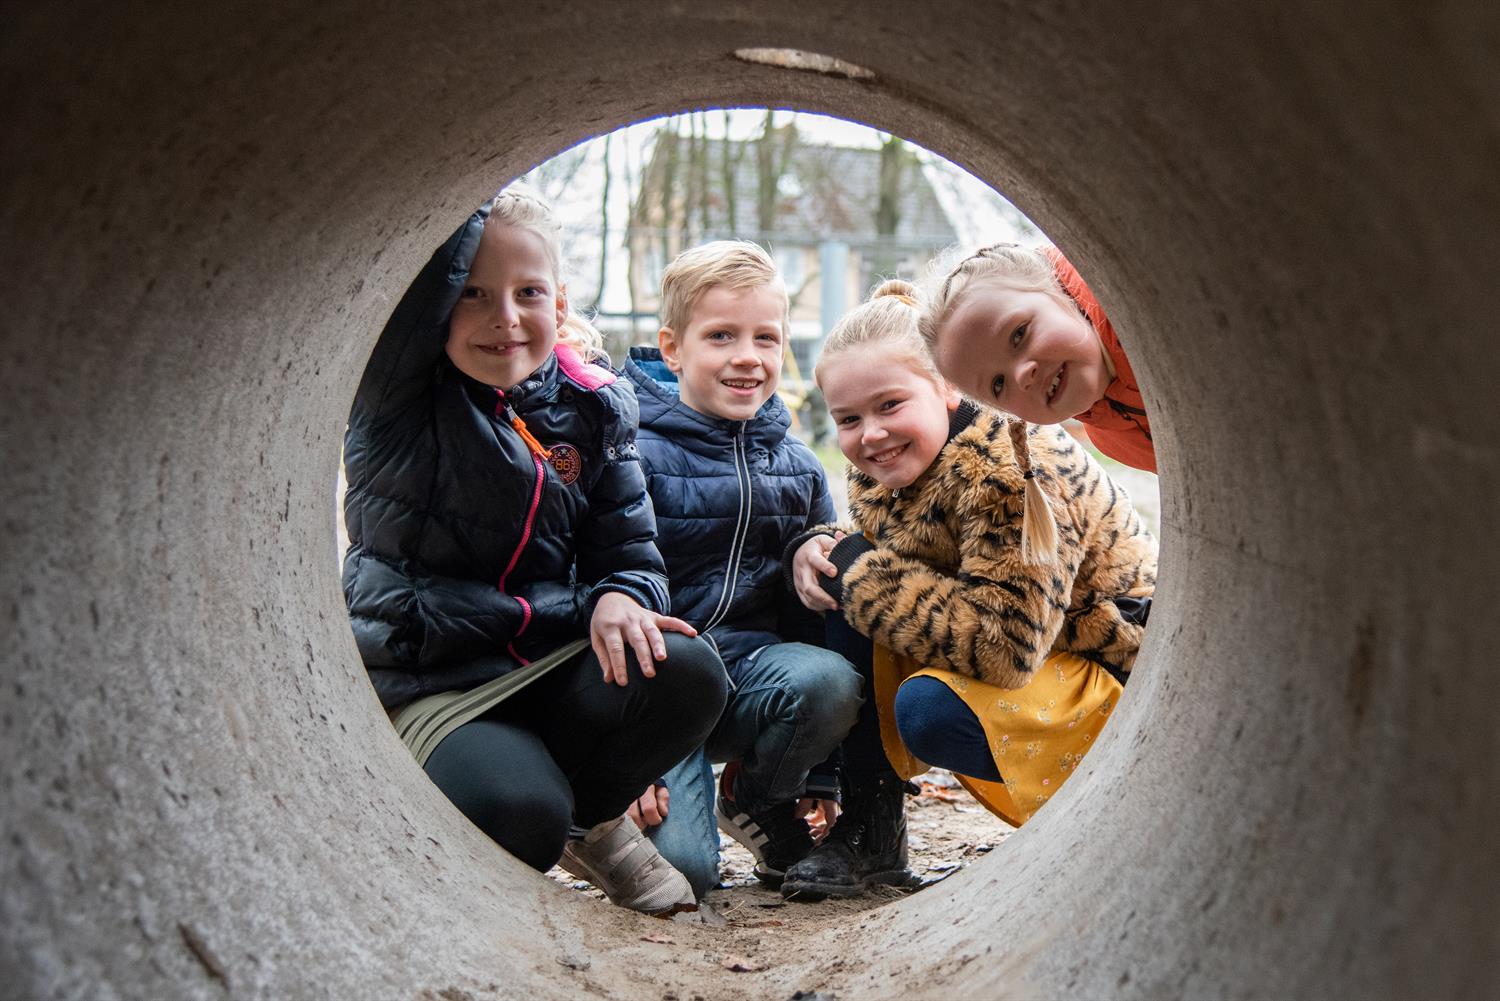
[{"x1": 1043, "y1": 248, "x2": 1156, "y2": 472}]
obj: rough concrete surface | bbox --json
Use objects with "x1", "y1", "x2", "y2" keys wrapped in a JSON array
[{"x1": 2, "y1": 3, "x2": 1497, "y2": 998}]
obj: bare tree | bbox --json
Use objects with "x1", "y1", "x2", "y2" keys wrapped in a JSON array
[
  {"x1": 527, "y1": 145, "x2": 590, "y2": 204},
  {"x1": 624, "y1": 129, "x2": 641, "y2": 339},
  {"x1": 695, "y1": 111, "x2": 712, "y2": 238},
  {"x1": 876, "y1": 133, "x2": 910, "y2": 236},
  {"x1": 590, "y1": 132, "x2": 611, "y2": 312},
  {"x1": 681, "y1": 115, "x2": 701, "y2": 247},
  {"x1": 656, "y1": 122, "x2": 681, "y2": 255},
  {"x1": 756, "y1": 110, "x2": 798, "y2": 237},
  {"x1": 721, "y1": 109, "x2": 747, "y2": 232},
  {"x1": 869, "y1": 132, "x2": 915, "y2": 278}
]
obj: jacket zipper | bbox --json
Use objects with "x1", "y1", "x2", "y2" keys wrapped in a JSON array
[
  {"x1": 700, "y1": 424, "x2": 752, "y2": 685},
  {"x1": 495, "y1": 392, "x2": 549, "y2": 665}
]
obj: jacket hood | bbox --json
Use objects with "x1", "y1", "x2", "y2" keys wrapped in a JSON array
[{"x1": 624, "y1": 345, "x2": 794, "y2": 456}]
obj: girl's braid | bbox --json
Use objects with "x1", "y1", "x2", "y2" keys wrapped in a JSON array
[{"x1": 1008, "y1": 418, "x2": 1060, "y2": 565}]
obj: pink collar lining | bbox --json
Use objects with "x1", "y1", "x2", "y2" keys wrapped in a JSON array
[{"x1": 554, "y1": 341, "x2": 615, "y2": 390}]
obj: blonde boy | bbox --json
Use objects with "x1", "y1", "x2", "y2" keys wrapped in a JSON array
[{"x1": 621, "y1": 242, "x2": 861, "y2": 896}]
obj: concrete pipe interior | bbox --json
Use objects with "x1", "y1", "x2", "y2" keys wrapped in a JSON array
[{"x1": 3, "y1": 3, "x2": 1498, "y2": 998}]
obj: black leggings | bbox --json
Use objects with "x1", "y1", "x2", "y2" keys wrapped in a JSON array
[
  {"x1": 422, "y1": 632, "x2": 727, "y2": 871},
  {"x1": 825, "y1": 611, "x2": 895, "y2": 783}
]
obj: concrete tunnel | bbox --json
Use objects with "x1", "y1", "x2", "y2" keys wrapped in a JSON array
[{"x1": 3, "y1": 2, "x2": 1498, "y2": 997}]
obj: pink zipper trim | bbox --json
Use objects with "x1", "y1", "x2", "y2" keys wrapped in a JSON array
[
  {"x1": 500, "y1": 452, "x2": 546, "y2": 664},
  {"x1": 496, "y1": 390, "x2": 547, "y2": 666},
  {"x1": 510, "y1": 596, "x2": 534, "y2": 659}
]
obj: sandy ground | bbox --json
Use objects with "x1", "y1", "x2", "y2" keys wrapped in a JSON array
[{"x1": 539, "y1": 769, "x2": 1012, "y2": 1000}]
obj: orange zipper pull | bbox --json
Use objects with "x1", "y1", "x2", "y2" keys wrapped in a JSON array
[{"x1": 503, "y1": 403, "x2": 552, "y2": 460}]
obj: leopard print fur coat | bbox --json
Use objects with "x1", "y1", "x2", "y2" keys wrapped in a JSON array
[{"x1": 831, "y1": 405, "x2": 1157, "y2": 689}]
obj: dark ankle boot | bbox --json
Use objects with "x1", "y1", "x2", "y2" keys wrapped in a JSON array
[{"x1": 781, "y1": 772, "x2": 911, "y2": 900}]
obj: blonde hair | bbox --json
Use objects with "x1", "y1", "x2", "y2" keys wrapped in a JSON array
[
  {"x1": 917, "y1": 243, "x2": 1069, "y2": 355},
  {"x1": 814, "y1": 279, "x2": 939, "y2": 388},
  {"x1": 486, "y1": 183, "x2": 607, "y2": 363},
  {"x1": 825, "y1": 277, "x2": 1059, "y2": 566},
  {"x1": 659, "y1": 240, "x2": 788, "y2": 337}
]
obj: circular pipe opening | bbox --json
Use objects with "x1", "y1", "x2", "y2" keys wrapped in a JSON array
[
  {"x1": 343, "y1": 109, "x2": 1159, "y2": 918},
  {"x1": 3, "y1": 5, "x2": 1495, "y2": 999}
]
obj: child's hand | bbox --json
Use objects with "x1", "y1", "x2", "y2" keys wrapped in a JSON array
[
  {"x1": 796, "y1": 797, "x2": 841, "y2": 842},
  {"x1": 626, "y1": 784, "x2": 670, "y2": 830},
  {"x1": 590, "y1": 591, "x2": 698, "y2": 686},
  {"x1": 792, "y1": 533, "x2": 845, "y2": 611}
]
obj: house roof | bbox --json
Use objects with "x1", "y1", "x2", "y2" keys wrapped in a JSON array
[{"x1": 632, "y1": 130, "x2": 959, "y2": 247}]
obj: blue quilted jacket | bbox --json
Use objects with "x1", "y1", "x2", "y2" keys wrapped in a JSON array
[{"x1": 624, "y1": 347, "x2": 836, "y2": 680}]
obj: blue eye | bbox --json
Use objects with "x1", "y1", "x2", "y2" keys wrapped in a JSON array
[
  {"x1": 991, "y1": 374, "x2": 1005, "y2": 399},
  {"x1": 1010, "y1": 322, "x2": 1028, "y2": 347}
]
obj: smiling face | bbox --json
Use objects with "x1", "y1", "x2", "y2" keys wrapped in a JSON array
[
  {"x1": 445, "y1": 221, "x2": 565, "y2": 390},
  {"x1": 932, "y1": 279, "x2": 1111, "y2": 424},
  {"x1": 820, "y1": 344, "x2": 959, "y2": 490},
  {"x1": 660, "y1": 283, "x2": 786, "y2": 422}
]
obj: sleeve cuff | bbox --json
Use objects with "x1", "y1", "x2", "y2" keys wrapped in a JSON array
[
  {"x1": 801, "y1": 772, "x2": 842, "y2": 803},
  {"x1": 587, "y1": 582, "x2": 654, "y2": 615},
  {"x1": 1113, "y1": 595, "x2": 1151, "y2": 626},
  {"x1": 820, "y1": 533, "x2": 877, "y2": 604}
]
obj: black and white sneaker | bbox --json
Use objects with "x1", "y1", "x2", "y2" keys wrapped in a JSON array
[{"x1": 714, "y1": 762, "x2": 815, "y2": 887}]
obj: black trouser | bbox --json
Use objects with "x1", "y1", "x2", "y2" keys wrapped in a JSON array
[
  {"x1": 824, "y1": 611, "x2": 897, "y2": 785},
  {"x1": 423, "y1": 632, "x2": 728, "y2": 871}
]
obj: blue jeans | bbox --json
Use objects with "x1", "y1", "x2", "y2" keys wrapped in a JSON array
[{"x1": 646, "y1": 642, "x2": 862, "y2": 897}]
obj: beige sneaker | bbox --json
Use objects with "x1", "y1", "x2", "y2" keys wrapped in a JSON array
[{"x1": 558, "y1": 815, "x2": 696, "y2": 915}]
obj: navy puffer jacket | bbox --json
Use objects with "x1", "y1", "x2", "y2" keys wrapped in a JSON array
[
  {"x1": 343, "y1": 205, "x2": 668, "y2": 709},
  {"x1": 624, "y1": 347, "x2": 836, "y2": 679}
]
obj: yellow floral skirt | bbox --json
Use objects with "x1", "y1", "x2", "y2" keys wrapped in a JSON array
[{"x1": 872, "y1": 647, "x2": 1122, "y2": 827}]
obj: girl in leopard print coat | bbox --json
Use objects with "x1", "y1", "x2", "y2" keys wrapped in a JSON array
[{"x1": 788, "y1": 280, "x2": 1156, "y2": 830}]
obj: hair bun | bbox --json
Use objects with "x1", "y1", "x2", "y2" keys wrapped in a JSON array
[{"x1": 871, "y1": 278, "x2": 917, "y2": 303}]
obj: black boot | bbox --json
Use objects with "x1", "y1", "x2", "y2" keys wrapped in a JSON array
[{"x1": 781, "y1": 772, "x2": 911, "y2": 900}]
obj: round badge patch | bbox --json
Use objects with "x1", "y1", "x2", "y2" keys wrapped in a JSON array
[{"x1": 548, "y1": 443, "x2": 582, "y2": 485}]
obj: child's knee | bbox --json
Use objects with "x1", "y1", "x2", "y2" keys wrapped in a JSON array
[
  {"x1": 780, "y1": 646, "x2": 864, "y2": 730},
  {"x1": 490, "y1": 784, "x2": 573, "y2": 872},
  {"x1": 811, "y1": 653, "x2": 864, "y2": 724},
  {"x1": 655, "y1": 633, "x2": 729, "y2": 712},
  {"x1": 893, "y1": 675, "x2": 957, "y2": 758}
]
